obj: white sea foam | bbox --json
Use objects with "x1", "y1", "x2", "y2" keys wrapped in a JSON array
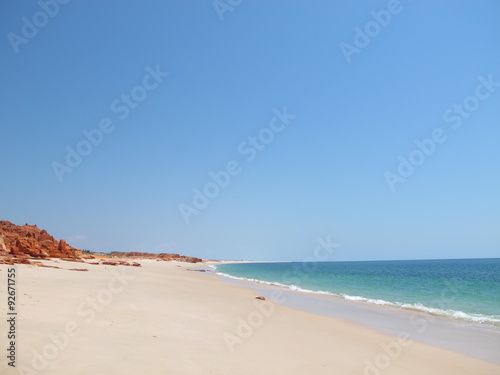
[
  {"x1": 214, "y1": 270, "x2": 500, "y2": 326},
  {"x1": 340, "y1": 294, "x2": 500, "y2": 325}
]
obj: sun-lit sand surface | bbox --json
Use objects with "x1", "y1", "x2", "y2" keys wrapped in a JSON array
[{"x1": 1, "y1": 260, "x2": 499, "y2": 375}]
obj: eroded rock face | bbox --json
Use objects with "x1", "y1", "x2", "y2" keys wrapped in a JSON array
[
  {"x1": 158, "y1": 253, "x2": 203, "y2": 263},
  {"x1": 109, "y1": 251, "x2": 203, "y2": 263},
  {"x1": 0, "y1": 220, "x2": 82, "y2": 261},
  {"x1": 0, "y1": 220, "x2": 202, "y2": 266}
]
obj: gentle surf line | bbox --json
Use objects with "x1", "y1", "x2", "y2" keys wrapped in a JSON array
[{"x1": 214, "y1": 268, "x2": 500, "y2": 327}]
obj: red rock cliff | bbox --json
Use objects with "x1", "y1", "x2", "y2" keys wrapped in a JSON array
[{"x1": 0, "y1": 220, "x2": 82, "y2": 259}]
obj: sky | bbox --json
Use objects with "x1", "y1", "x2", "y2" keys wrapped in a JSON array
[{"x1": 1, "y1": 0, "x2": 499, "y2": 261}]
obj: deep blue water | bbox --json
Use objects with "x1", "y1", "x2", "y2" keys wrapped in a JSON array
[{"x1": 215, "y1": 258, "x2": 500, "y2": 325}]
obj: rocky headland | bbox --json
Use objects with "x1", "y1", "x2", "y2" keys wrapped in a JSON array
[{"x1": 0, "y1": 220, "x2": 203, "y2": 266}]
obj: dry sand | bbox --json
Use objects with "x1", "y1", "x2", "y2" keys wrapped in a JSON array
[{"x1": 1, "y1": 260, "x2": 499, "y2": 375}]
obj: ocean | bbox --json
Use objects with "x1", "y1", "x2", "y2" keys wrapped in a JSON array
[{"x1": 215, "y1": 258, "x2": 500, "y2": 326}]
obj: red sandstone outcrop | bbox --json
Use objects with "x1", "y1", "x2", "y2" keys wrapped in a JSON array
[
  {"x1": 109, "y1": 251, "x2": 203, "y2": 263},
  {"x1": 0, "y1": 220, "x2": 202, "y2": 266},
  {"x1": 0, "y1": 220, "x2": 82, "y2": 263},
  {"x1": 158, "y1": 253, "x2": 203, "y2": 263},
  {"x1": 100, "y1": 260, "x2": 142, "y2": 267}
]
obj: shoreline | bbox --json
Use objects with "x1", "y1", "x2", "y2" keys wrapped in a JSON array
[
  {"x1": 211, "y1": 263, "x2": 500, "y2": 326},
  {"x1": 210, "y1": 260, "x2": 500, "y2": 327},
  {"x1": 209, "y1": 266, "x2": 500, "y2": 365},
  {"x1": 1, "y1": 259, "x2": 499, "y2": 374}
]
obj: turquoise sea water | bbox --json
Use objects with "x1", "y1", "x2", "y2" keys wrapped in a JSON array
[{"x1": 215, "y1": 258, "x2": 500, "y2": 326}]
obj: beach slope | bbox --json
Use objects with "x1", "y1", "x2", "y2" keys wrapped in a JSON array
[{"x1": 1, "y1": 260, "x2": 499, "y2": 375}]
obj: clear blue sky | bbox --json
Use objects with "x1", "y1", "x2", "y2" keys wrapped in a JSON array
[{"x1": 1, "y1": 0, "x2": 499, "y2": 261}]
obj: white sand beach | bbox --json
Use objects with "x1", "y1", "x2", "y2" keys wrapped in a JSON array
[{"x1": 1, "y1": 260, "x2": 499, "y2": 375}]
